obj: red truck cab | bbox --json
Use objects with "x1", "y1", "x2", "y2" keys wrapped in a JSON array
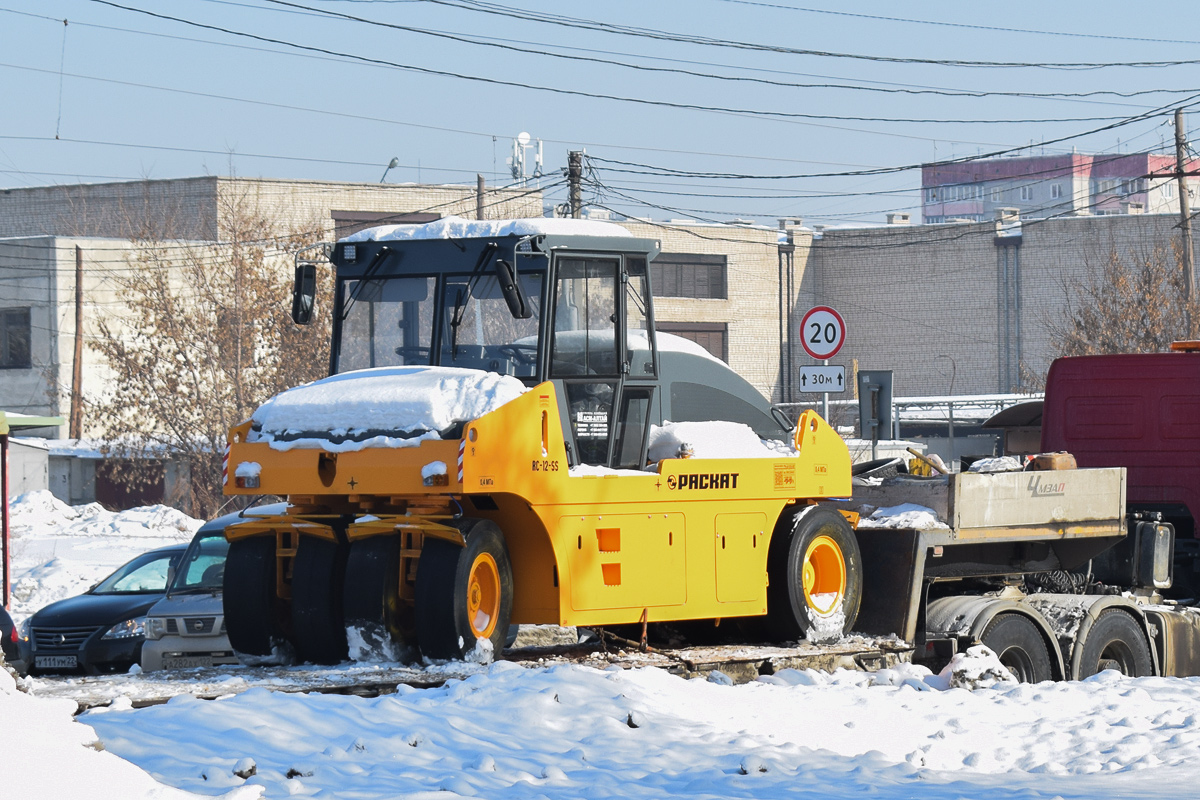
[{"x1": 1042, "y1": 343, "x2": 1200, "y2": 595}]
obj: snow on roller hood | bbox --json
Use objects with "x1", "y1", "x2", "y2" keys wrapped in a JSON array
[
  {"x1": 340, "y1": 215, "x2": 632, "y2": 243},
  {"x1": 248, "y1": 366, "x2": 527, "y2": 451}
]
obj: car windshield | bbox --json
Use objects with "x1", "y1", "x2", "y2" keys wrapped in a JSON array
[
  {"x1": 91, "y1": 550, "x2": 179, "y2": 594},
  {"x1": 169, "y1": 532, "x2": 230, "y2": 594}
]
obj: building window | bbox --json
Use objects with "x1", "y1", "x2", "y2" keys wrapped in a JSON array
[
  {"x1": 990, "y1": 187, "x2": 1002, "y2": 202},
  {"x1": 651, "y1": 253, "x2": 727, "y2": 300},
  {"x1": 925, "y1": 188, "x2": 938, "y2": 202},
  {"x1": 656, "y1": 322, "x2": 728, "y2": 362},
  {"x1": 1051, "y1": 183, "x2": 1063, "y2": 199},
  {"x1": 1019, "y1": 185, "x2": 1033, "y2": 201},
  {"x1": 1, "y1": 307, "x2": 31, "y2": 369},
  {"x1": 1164, "y1": 182, "x2": 1175, "y2": 199}
]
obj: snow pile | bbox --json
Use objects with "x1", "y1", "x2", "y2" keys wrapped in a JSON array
[
  {"x1": 248, "y1": 366, "x2": 527, "y2": 452},
  {"x1": 82, "y1": 662, "x2": 1200, "y2": 799},
  {"x1": 420, "y1": 461, "x2": 447, "y2": 481},
  {"x1": 931, "y1": 645, "x2": 1019, "y2": 691},
  {"x1": 8, "y1": 491, "x2": 201, "y2": 621},
  {"x1": 0, "y1": 668, "x2": 215, "y2": 800},
  {"x1": 233, "y1": 461, "x2": 261, "y2": 480},
  {"x1": 858, "y1": 503, "x2": 949, "y2": 530},
  {"x1": 647, "y1": 420, "x2": 794, "y2": 462},
  {"x1": 968, "y1": 456, "x2": 1024, "y2": 473},
  {"x1": 341, "y1": 215, "x2": 632, "y2": 243}
]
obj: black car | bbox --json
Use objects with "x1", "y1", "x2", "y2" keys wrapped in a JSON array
[
  {"x1": 25, "y1": 544, "x2": 187, "y2": 675},
  {"x1": 1, "y1": 605, "x2": 26, "y2": 675}
]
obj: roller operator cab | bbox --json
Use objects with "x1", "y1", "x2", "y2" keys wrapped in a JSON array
[{"x1": 222, "y1": 218, "x2": 856, "y2": 664}]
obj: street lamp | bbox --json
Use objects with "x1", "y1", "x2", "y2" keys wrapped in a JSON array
[{"x1": 379, "y1": 157, "x2": 399, "y2": 183}]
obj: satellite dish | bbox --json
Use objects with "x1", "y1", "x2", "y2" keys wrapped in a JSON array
[{"x1": 517, "y1": 131, "x2": 531, "y2": 146}]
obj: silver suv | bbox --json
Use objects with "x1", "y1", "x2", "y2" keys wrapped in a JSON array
[{"x1": 141, "y1": 523, "x2": 237, "y2": 671}]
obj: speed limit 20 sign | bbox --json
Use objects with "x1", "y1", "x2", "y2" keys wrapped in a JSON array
[{"x1": 800, "y1": 306, "x2": 846, "y2": 360}]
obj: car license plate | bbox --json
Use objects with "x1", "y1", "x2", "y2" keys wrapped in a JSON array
[
  {"x1": 35, "y1": 655, "x2": 77, "y2": 669},
  {"x1": 163, "y1": 655, "x2": 213, "y2": 669}
]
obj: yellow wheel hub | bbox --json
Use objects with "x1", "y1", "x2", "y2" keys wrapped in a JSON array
[
  {"x1": 467, "y1": 552, "x2": 501, "y2": 639},
  {"x1": 802, "y1": 535, "x2": 846, "y2": 616}
]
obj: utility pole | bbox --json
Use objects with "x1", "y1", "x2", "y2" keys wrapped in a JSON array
[
  {"x1": 1175, "y1": 108, "x2": 1195, "y2": 338},
  {"x1": 567, "y1": 150, "x2": 583, "y2": 219},
  {"x1": 476, "y1": 174, "x2": 485, "y2": 221},
  {"x1": 70, "y1": 245, "x2": 84, "y2": 440}
]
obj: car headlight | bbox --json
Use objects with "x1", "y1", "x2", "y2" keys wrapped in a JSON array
[
  {"x1": 144, "y1": 617, "x2": 168, "y2": 641},
  {"x1": 101, "y1": 617, "x2": 147, "y2": 640},
  {"x1": 18, "y1": 618, "x2": 31, "y2": 642}
]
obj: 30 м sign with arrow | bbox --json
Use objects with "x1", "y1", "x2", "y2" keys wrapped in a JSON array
[{"x1": 798, "y1": 365, "x2": 845, "y2": 392}]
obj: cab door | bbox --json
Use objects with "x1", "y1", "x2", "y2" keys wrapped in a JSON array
[{"x1": 549, "y1": 254, "x2": 657, "y2": 469}]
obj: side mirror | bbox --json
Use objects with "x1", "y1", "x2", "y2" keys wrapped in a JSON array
[
  {"x1": 292, "y1": 262, "x2": 317, "y2": 325},
  {"x1": 494, "y1": 259, "x2": 532, "y2": 319}
]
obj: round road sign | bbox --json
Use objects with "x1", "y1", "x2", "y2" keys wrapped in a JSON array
[{"x1": 799, "y1": 306, "x2": 846, "y2": 360}]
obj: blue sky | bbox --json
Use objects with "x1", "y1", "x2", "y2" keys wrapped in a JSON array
[{"x1": 2, "y1": 0, "x2": 1198, "y2": 225}]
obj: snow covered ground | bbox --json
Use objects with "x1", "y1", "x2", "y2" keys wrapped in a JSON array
[{"x1": 6, "y1": 491, "x2": 1200, "y2": 799}]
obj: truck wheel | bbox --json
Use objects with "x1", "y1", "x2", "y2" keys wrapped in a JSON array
[
  {"x1": 767, "y1": 507, "x2": 862, "y2": 642},
  {"x1": 1077, "y1": 610, "x2": 1154, "y2": 678},
  {"x1": 415, "y1": 519, "x2": 513, "y2": 661},
  {"x1": 343, "y1": 535, "x2": 414, "y2": 661},
  {"x1": 980, "y1": 613, "x2": 1052, "y2": 683},
  {"x1": 223, "y1": 536, "x2": 291, "y2": 662},
  {"x1": 291, "y1": 535, "x2": 349, "y2": 665}
]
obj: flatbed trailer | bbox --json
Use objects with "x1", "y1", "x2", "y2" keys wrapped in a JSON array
[{"x1": 844, "y1": 467, "x2": 1200, "y2": 681}]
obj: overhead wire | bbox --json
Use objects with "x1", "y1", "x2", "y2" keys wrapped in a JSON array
[
  {"x1": 12, "y1": 5, "x2": 1189, "y2": 112},
  {"x1": 80, "y1": 2, "x2": 1168, "y2": 131},
  {"x1": 713, "y1": 1, "x2": 1200, "y2": 46},
  {"x1": 407, "y1": 0, "x2": 1200, "y2": 70},
  {"x1": 236, "y1": 0, "x2": 1184, "y2": 113}
]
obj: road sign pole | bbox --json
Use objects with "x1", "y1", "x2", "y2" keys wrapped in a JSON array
[{"x1": 822, "y1": 358, "x2": 829, "y2": 420}]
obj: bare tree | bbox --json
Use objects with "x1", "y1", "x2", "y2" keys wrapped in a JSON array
[
  {"x1": 1047, "y1": 241, "x2": 1198, "y2": 359},
  {"x1": 88, "y1": 183, "x2": 331, "y2": 517}
]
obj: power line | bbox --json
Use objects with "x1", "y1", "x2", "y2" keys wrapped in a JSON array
[
  {"x1": 11, "y1": 5, "x2": 1183, "y2": 113},
  {"x1": 714, "y1": 1, "x2": 1200, "y2": 46},
  {"x1": 410, "y1": 0, "x2": 1200, "y2": 70},
  {"x1": 80, "y1": 2, "x2": 1158, "y2": 128},
  {"x1": 246, "y1": 0, "x2": 1184, "y2": 113}
]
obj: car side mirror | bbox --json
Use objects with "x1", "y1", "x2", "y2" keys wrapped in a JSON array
[
  {"x1": 495, "y1": 259, "x2": 532, "y2": 319},
  {"x1": 292, "y1": 262, "x2": 317, "y2": 325}
]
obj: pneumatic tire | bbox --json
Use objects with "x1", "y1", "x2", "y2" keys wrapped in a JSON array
[
  {"x1": 343, "y1": 534, "x2": 415, "y2": 662},
  {"x1": 415, "y1": 518, "x2": 513, "y2": 661},
  {"x1": 1077, "y1": 610, "x2": 1154, "y2": 678},
  {"x1": 980, "y1": 613, "x2": 1053, "y2": 683},
  {"x1": 223, "y1": 536, "x2": 291, "y2": 662},
  {"x1": 291, "y1": 535, "x2": 349, "y2": 665},
  {"x1": 766, "y1": 507, "x2": 862, "y2": 643}
]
